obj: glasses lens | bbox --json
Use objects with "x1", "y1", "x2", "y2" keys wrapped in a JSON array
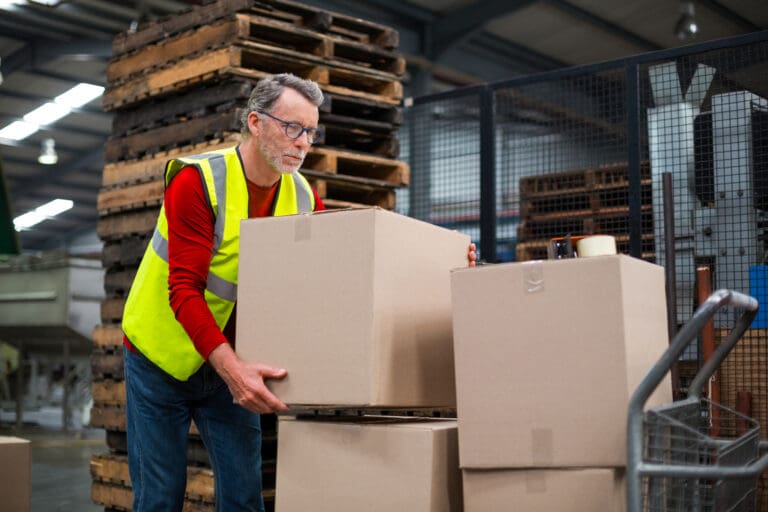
[{"x1": 284, "y1": 122, "x2": 303, "y2": 139}]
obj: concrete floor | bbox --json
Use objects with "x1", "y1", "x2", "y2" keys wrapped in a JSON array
[{"x1": 1, "y1": 407, "x2": 106, "y2": 512}]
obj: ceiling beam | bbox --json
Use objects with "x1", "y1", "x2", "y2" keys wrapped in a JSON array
[
  {"x1": 7, "y1": 146, "x2": 104, "y2": 201},
  {"x1": 0, "y1": 90, "x2": 107, "y2": 117},
  {"x1": 545, "y1": 0, "x2": 661, "y2": 51},
  {"x1": 430, "y1": 0, "x2": 537, "y2": 59},
  {"x1": 697, "y1": 0, "x2": 762, "y2": 32},
  {"x1": 1, "y1": 37, "x2": 111, "y2": 77}
]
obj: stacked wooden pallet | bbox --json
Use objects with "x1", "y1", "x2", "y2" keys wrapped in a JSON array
[
  {"x1": 718, "y1": 328, "x2": 768, "y2": 511},
  {"x1": 515, "y1": 162, "x2": 655, "y2": 261},
  {"x1": 91, "y1": 1, "x2": 407, "y2": 510}
]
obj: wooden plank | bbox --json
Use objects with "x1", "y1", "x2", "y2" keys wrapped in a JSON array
[
  {"x1": 92, "y1": 379, "x2": 126, "y2": 406},
  {"x1": 102, "y1": 136, "x2": 240, "y2": 188},
  {"x1": 302, "y1": 167, "x2": 402, "y2": 191},
  {"x1": 97, "y1": 208, "x2": 159, "y2": 241},
  {"x1": 104, "y1": 109, "x2": 244, "y2": 163},
  {"x1": 91, "y1": 481, "x2": 218, "y2": 512},
  {"x1": 306, "y1": 146, "x2": 408, "y2": 185},
  {"x1": 104, "y1": 268, "x2": 137, "y2": 298},
  {"x1": 90, "y1": 405, "x2": 127, "y2": 431},
  {"x1": 308, "y1": 177, "x2": 396, "y2": 210},
  {"x1": 321, "y1": 121, "x2": 399, "y2": 158},
  {"x1": 111, "y1": 0, "x2": 253, "y2": 56},
  {"x1": 103, "y1": 44, "x2": 402, "y2": 111},
  {"x1": 325, "y1": 91, "x2": 402, "y2": 125},
  {"x1": 100, "y1": 297, "x2": 127, "y2": 325},
  {"x1": 93, "y1": 324, "x2": 123, "y2": 349},
  {"x1": 91, "y1": 453, "x2": 215, "y2": 502},
  {"x1": 101, "y1": 235, "x2": 150, "y2": 269},
  {"x1": 98, "y1": 181, "x2": 164, "y2": 214},
  {"x1": 112, "y1": 80, "x2": 253, "y2": 136},
  {"x1": 92, "y1": 346, "x2": 124, "y2": 379},
  {"x1": 517, "y1": 208, "x2": 654, "y2": 242},
  {"x1": 251, "y1": 0, "x2": 398, "y2": 49}
]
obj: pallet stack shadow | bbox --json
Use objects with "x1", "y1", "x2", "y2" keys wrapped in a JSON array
[
  {"x1": 515, "y1": 162, "x2": 654, "y2": 262},
  {"x1": 90, "y1": 0, "x2": 408, "y2": 510}
]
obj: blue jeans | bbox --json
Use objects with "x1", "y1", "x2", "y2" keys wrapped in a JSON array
[{"x1": 124, "y1": 346, "x2": 264, "y2": 512}]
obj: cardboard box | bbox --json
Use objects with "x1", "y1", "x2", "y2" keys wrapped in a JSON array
[
  {"x1": 451, "y1": 255, "x2": 672, "y2": 468},
  {"x1": 237, "y1": 208, "x2": 470, "y2": 407},
  {"x1": 0, "y1": 436, "x2": 31, "y2": 512},
  {"x1": 275, "y1": 417, "x2": 462, "y2": 512},
  {"x1": 463, "y1": 468, "x2": 625, "y2": 512}
]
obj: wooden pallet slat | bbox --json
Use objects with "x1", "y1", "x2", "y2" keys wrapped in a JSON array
[
  {"x1": 111, "y1": 0, "x2": 253, "y2": 56},
  {"x1": 98, "y1": 208, "x2": 159, "y2": 241},
  {"x1": 93, "y1": 324, "x2": 124, "y2": 349},
  {"x1": 105, "y1": 109, "x2": 244, "y2": 163},
  {"x1": 104, "y1": 44, "x2": 402, "y2": 111}
]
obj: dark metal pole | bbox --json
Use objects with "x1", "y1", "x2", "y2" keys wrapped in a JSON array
[
  {"x1": 15, "y1": 343, "x2": 23, "y2": 430},
  {"x1": 663, "y1": 173, "x2": 677, "y2": 339},
  {"x1": 662, "y1": 172, "x2": 680, "y2": 398},
  {"x1": 62, "y1": 340, "x2": 71, "y2": 432},
  {"x1": 479, "y1": 85, "x2": 497, "y2": 263},
  {"x1": 626, "y1": 63, "x2": 643, "y2": 258}
]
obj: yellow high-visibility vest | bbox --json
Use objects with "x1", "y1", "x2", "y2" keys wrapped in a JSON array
[{"x1": 122, "y1": 145, "x2": 315, "y2": 381}]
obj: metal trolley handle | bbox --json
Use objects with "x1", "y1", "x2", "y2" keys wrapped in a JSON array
[{"x1": 626, "y1": 289, "x2": 768, "y2": 512}]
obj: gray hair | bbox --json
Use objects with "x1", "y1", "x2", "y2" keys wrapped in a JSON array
[{"x1": 240, "y1": 73, "x2": 324, "y2": 135}]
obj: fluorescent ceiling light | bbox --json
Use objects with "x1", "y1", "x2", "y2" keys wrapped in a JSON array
[
  {"x1": 14, "y1": 198, "x2": 74, "y2": 230},
  {"x1": 0, "y1": 120, "x2": 38, "y2": 141},
  {"x1": 0, "y1": 82, "x2": 104, "y2": 145},
  {"x1": 0, "y1": 1, "x2": 22, "y2": 7},
  {"x1": 24, "y1": 102, "x2": 71, "y2": 126},
  {"x1": 55, "y1": 83, "x2": 105, "y2": 108}
]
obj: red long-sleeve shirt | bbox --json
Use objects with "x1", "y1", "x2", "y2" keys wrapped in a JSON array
[{"x1": 124, "y1": 165, "x2": 325, "y2": 359}]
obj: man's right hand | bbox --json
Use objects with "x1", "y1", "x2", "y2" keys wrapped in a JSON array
[{"x1": 207, "y1": 343, "x2": 289, "y2": 414}]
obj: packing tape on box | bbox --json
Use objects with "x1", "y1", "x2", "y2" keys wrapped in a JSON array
[
  {"x1": 531, "y1": 428, "x2": 554, "y2": 465},
  {"x1": 525, "y1": 472, "x2": 548, "y2": 494},
  {"x1": 523, "y1": 260, "x2": 544, "y2": 294},
  {"x1": 576, "y1": 235, "x2": 617, "y2": 257},
  {"x1": 294, "y1": 213, "x2": 312, "y2": 242}
]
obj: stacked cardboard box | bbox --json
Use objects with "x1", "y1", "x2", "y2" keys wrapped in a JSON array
[
  {"x1": 450, "y1": 255, "x2": 672, "y2": 511},
  {"x1": 0, "y1": 436, "x2": 31, "y2": 512},
  {"x1": 90, "y1": 1, "x2": 409, "y2": 510},
  {"x1": 236, "y1": 208, "x2": 469, "y2": 510}
]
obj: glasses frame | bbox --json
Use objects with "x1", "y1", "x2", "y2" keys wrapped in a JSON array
[{"x1": 257, "y1": 110, "x2": 323, "y2": 144}]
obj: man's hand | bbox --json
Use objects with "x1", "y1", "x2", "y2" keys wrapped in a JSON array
[
  {"x1": 207, "y1": 343, "x2": 289, "y2": 414},
  {"x1": 468, "y1": 243, "x2": 477, "y2": 267}
]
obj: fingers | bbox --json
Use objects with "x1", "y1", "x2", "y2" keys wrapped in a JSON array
[
  {"x1": 260, "y1": 365, "x2": 288, "y2": 380},
  {"x1": 468, "y1": 242, "x2": 477, "y2": 267},
  {"x1": 240, "y1": 386, "x2": 288, "y2": 414}
]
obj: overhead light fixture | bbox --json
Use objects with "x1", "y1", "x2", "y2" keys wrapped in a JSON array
[
  {"x1": 0, "y1": 82, "x2": 104, "y2": 143},
  {"x1": 24, "y1": 102, "x2": 70, "y2": 126},
  {"x1": 55, "y1": 83, "x2": 105, "y2": 109},
  {"x1": 13, "y1": 198, "x2": 73, "y2": 231},
  {"x1": 38, "y1": 138, "x2": 58, "y2": 165},
  {"x1": 0, "y1": 120, "x2": 38, "y2": 141},
  {"x1": 675, "y1": 2, "x2": 698, "y2": 41}
]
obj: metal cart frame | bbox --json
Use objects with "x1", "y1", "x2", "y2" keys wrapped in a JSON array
[{"x1": 627, "y1": 289, "x2": 768, "y2": 512}]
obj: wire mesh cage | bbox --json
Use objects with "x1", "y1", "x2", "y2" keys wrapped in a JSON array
[{"x1": 643, "y1": 398, "x2": 760, "y2": 511}]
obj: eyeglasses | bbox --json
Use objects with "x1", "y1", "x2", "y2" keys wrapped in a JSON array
[{"x1": 258, "y1": 111, "x2": 323, "y2": 144}]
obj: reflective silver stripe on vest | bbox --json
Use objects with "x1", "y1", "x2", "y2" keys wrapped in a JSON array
[
  {"x1": 152, "y1": 228, "x2": 169, "y2": 262},
  {"x1": 209, "y1": 154, "x2": 228, "y2": 254},
  {"x1": 206, "y1": 271, "x2": 238, "y2": 302},
  {"x1": 293, "y1": 172, "x2": 313, "y2": 213}
]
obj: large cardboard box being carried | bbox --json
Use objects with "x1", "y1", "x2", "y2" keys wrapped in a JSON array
[
  {"x1": 237, "y1": 208, "x2": 470, "y2": 407},
  {"x1": 463, "y1": 468, "x2": 625, "y2": 512},
  {"x1": 275, "y1": 417, "x2": 462, "y2": 512},
  {"x1": 0, "y1": 436, "x2": 31, "y2": 512},
  {"x1": 451, "y1": 255, "x2": 672, "y2": 468}
]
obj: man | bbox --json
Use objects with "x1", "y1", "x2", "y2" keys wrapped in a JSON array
[{"x1": 121, "y1": 73, "x2": 476, "y2": 511}]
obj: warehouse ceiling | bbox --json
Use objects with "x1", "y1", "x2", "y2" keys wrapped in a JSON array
[{"x1": 0, "y1": 0, "x2": 765, "y2": 253}]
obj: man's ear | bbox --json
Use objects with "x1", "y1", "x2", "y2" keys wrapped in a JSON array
[{"x1": 247, "y1": 111, "x2": 261, "y2": 136}]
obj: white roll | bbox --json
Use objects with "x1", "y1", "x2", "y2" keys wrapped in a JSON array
[{"x1": 577, "y1": 235, "x2": 617, "y2": 257}]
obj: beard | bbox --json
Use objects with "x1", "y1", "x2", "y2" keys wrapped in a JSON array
[{"x1": 258, "y1": 138, "x2": 305, "y2": 174}]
